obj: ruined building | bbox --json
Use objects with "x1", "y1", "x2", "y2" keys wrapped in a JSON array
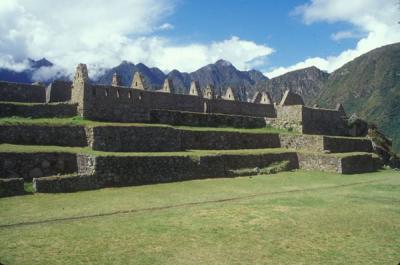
[{"x1": 0, "y1": 63, "x2": 382, "y2": 196}]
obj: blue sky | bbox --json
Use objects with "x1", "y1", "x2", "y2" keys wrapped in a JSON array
[
  {"x1": 163, "y1": 0, "x2": 359, "y2": 69},
  {"x1": 0, "y1": 0, "x2": 398, "y2": 79}
]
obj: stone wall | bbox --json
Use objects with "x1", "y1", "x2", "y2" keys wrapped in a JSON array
[
  {"x1": 340, "y1": 154, "x2": 381, "y2": 174},
  {"x1": 33, "y1": 174, "x2": 100, "y2": 193},
  {"x1": 0, "y1": 102, "x2": 77, "y2": 118},
  {"x1": 88, "y1": 126, "x2": 181, "y2": 152},
  {"x1": 0, "y1": 125, "x2": 88, "y2": 146},
  {"x1": 280, "y1": 135, "x2": 324, "y2": 152},
  {"x1": 297, "y1": 153, "x2": 341, "y2": 173},
  {"x1": 87, "y1": 126, "x2": 280, "y2": 152},
  {"x1": 180, "y1": 130, "x2": 280, "y2": 150},
  {"x1": 302, "y1": 106, "x2": 349, "y2": 136},
  {"x1": 78, "y1": 83, "x2": 275, "y2": 123},
  {"x1": 297, "y1": 153, "x2": 380, "y2": 174},
  {"x1": 274, "y1": 105, "x2": 350, "y2": 136},
  {"x1": 0, "y1": 152, "x2": 78, "y2": 180},
  {"x1": 0, "y1": 178, "x2": 25, "y2": 197},
  {"x1": 323, "y1": 136, "x2": 373, "y2": 153},
  {"x1": 34, "y1": 152, "x2": 299, "y2": 192},
  {"x1": 0, "y1": 81, "x2": 46, "y2": 103},
  {"x1": 150, "y1": 110, "x2": 266, "y2": 128},
  {"x1": 46, "y1": 80, "x2": 72, "y2": 103},
  {"x1": 280, "y1": 134, "x2": 373, "y2": 153}
]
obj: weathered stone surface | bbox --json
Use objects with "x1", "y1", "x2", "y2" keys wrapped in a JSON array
[
  {"x1": 272, "y1": 105, "x2": 350, "y2": 136},
  {"x1": 29, "y1": 167, "x2": 43, "y2": 179},
  {"x1": 279, "y1": 90, "x2": 304, "y2": 106},
  {"x1": 189, "y1": 81, "x2": 202, "y2": 96},
  {"x1": 161, "y1": 78, "x2": 175, "y2": 93},
  {"x1": 89, "y1": 126, "x2": 181, "y2": 152},
  {"x1": 222, "y1": 87, "x2": 237, "y2": 101},
  {"x1": 180, "y1": 131, "x2": 280, "y2": 150},
  {"x1": 0, "y1": 152, "x2": 78, "y2": 181},
  {"x1": 280, "y1": 135, "x2": 324, "y2": 152},
  {"x1": 297, "y1": 153, "x2": 381, "y2": 174},
  {"x1": 340, "y1": 154, "x2": 381, "y2": 174},
  {"x1": 0, "y1": 125, "x2": 87, "y2": 146},
  {"x1": 33, "y1": 174, "x2": 100, "y2": 193},
  {"x1": 131, "y1": 72, "x2": 147, "y2": 90},
  {"x1": 36, "y1": 152, "x2": 299, "y2": 192},
  {"x1": 0, "y1": 178, "x2": 24, "y2": 197},
  {"x1": 252, "y1": 91, "x2": 272, "y2": 104},
  {"x1": 111, "y1": 73, "x2": 122, "y2": 87},
  {"x1": 323, "y1": 136, "x2": 373, "y2": 153},
  {"x1": 46, "y1": 80, "x2": 72, "y2": 103},
  {"x1": 88, "y1": 125, "x2": 280, "y2": 152},
  {"x1": 0, "y1": 102, "x2": 77, "y2": 118},
  {"x1": 0, "y1": 81, "x2": 46, "y2": 103},
  {"x1": 150, "y1": 110, "x2": 266, "y2": 128},
  {"x1": 280, "y1": 134, "x2": 373, "y2": 153}
]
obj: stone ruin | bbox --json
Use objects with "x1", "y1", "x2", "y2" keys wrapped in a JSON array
[{"x1": 0, "y1": 63, "x2": 384, "y2": 196}]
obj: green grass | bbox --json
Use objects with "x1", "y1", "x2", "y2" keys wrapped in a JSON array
[
  {"x1": 0, "y1": 143, "x2": 294, "y2": 157},
  {"x1": 0, "y1": 144, "x2": 375, "y2": 160},
  {"x1": 0, "y1": 169, "x2": 399, "y2": 264},
  {"x1": 0, "y1": 116, "x2": 294, "y2": 134}
]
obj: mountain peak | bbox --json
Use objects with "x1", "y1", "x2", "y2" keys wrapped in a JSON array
[
  {"x1": 29, "y1": 58, "x2": 53, "y2": 68},
  {"x1": 215, "y1": 59, "x2": 233, "y2": 67}
]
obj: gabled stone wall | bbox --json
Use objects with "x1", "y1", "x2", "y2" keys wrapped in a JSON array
[{"x1": 76, "y1": 82, "x2": 276, "y2": 123}]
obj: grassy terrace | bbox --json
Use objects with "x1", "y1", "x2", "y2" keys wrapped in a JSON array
[
  {"x1": 0, "y1": 170, "x2": 399, "y2": 264},
  {"x1": 0, "y1": 116, "x2": 293, "y2": 134},
  {"x1": 0, "y1": 144, "x2": 372, "y2": 158}
]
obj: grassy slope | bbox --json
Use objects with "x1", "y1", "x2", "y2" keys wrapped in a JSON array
[
  {"x1": 315, "y1": 43, "x2": 400, "y2": 152},
  {"x1": 0, "y1": 116, "x2": 292, "y2": 134},
  {"x1": 0, "y1": 170, "x2": 399, "y2": 264},
  {"x1": 0, "y1": 144, "x2": 372, "y2": 159}
]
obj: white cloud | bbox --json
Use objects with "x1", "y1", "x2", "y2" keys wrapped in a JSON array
[
  {"x1": 331, "y1": 31, "x2": 358, "y2": 41},
  {"x1": 31, "y1": 65, "x2": 67, "y2": 82},
  {"x1": 158, "y1": 23, "x2": 174, "y2": 31},
  {"x1": 0, "y1": 0, "x2": 274, "y2": 80},
  {"x1": 266, "y1": 0, "x2": 400, "y2": 78}
]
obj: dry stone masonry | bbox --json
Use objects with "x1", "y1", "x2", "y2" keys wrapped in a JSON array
[{"x1": 0, "y1": 63, "x2": 383, "y2": 196}]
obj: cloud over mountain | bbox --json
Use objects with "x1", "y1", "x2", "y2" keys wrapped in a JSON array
[
  {"x1": 0, "y1": 0, "x2": 273, "y2": 79},
  {"x1": 266, "y1": 0, "x2": 400, "y2": 77}
]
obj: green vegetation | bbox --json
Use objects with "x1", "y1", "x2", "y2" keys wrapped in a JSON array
[
  {"x1": 0, "y1": 116, "x2": 295, "y2": 134},
  {"x1": 0, "y1": 144, "x2": 375, "y2": 160},
  {"x1": 315, "y1": 43, "x2": 400, "y2": 152},
  {"x1": 230, "y1": 160, "x2": 291, "y2": 176},
  {"x1": 0, "y1": 143, "x2": 293, "y2": 157},
  {"x1": 0, "y1": 170, "x2": 399, "y2": 264}
]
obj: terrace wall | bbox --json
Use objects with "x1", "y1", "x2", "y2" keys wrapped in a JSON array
[
  {"x1": 0, "y1": 102, "x2": 77, "y2": 118},
  {"x1": 87, "y1": 126, "x2": 281, "y2": 152},
  {"x1": 34, "y1": 152, "x2": 299, "y2": 192},
  {"x1": 0, "y1": 152, "x2": 78, "y2": 180},
  {"x1": 0, "y1": 178, "x2": 24, "y2": 197},
  {"x1": 0, "y1": 125, "x2": 87, "y2": 147},
  {"x1": 0, "y1": 81, "x2": 46, "y2": 103},
  {"x1": 150, "y1": 110, "x2": 266, "y2": 128}
]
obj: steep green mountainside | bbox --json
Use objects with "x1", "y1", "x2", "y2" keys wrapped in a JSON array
[
  {"x1": 256, "y1": 66, "x2": 329, "y2": 104},
  {"x1": 315, "y1": 43, "x2": 400, "y2": 152}
]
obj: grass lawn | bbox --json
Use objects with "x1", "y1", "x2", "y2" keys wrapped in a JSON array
[
  {"x1": 0, "y1": 169, "x2": 399, "y2": 264},
  {"x1": 0, "y1": 115, "x2": 293, "y2": 134}
]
